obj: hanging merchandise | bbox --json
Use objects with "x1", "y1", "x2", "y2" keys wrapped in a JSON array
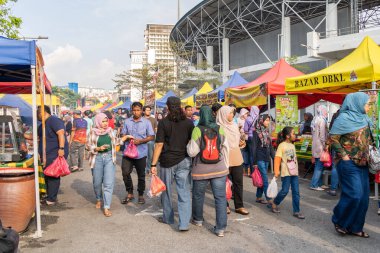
[{"x1": 275, "y1": 95, "x2": 299, "y2": 133}]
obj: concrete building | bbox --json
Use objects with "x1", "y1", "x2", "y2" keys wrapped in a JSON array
[{"x1": 170, "y1": 0, "x2": 380, "y2": 82}]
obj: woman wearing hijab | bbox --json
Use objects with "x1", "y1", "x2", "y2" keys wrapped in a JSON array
[
  {"x1": 217, "y1": 106, "x2": 249, "y2": 215},
  {"x1": 238, "y1": 108, "x2": 250, "y2": 173},
  {"x1": 329, "y1": 92, "x2": 372, "y2": 238},
  {"x1": 310, "y1": 105, "x2": 328, "y2": 191},
  {"x1": 301, "y1": 113, "x2": 313, "y2": 134},
  {"x1": 244, "y1": 106, "x2": 260, "y2": 175},
  {"x1": 87, "y1": 113, "x2": 117, "y2": 217},
  {"x1": 187, "y1": 105, "x2": 229, "y2": 237},
  {"x1": 251, "y1": 114, "x2": 275, "y2": 204}
]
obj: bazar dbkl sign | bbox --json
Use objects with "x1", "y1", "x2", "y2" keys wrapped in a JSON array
[
  {"x1": 145, "y1": 90, "x2": 155, "y2": 107},
  {"x1": 224, "y1": 84, "x2": 267, "y2": 107},
  {"x1": 275, "y1": 95, "x2": 298, "y2": 134},
  {"x1": 195, "y1": 92, "x2": 218, "y2": 108}
]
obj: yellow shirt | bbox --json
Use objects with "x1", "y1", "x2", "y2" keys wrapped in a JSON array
[{"x1": 275, "y1": 142, "x2": 298, "y2": 177}]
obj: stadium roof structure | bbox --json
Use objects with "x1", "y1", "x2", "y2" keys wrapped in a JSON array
[{"x1": 171, "y1": 0, "x2": 380, "y2": 67}]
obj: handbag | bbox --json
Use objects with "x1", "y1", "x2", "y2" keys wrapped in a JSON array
[
  {"x1": 0, "y1": 219, "x2": 19, "y2": 253},
  {"x1": 267, "y1": 177, "x2": 278, "y2": 198},
  {"x1": 287, "y1": 160, "x2": 298, "y2": 176},
  {"x1": 123, "y1": 140, "x2": 139, "y2": 159},
  {"x1": 44, "y1": 157, "x2": 71, "y2": 178},
  {"x1": 226, "y1": 177, "x2": 233, "y2": 200},
  {"x1": 368, "y1": 125, "x2": 380, "y2": 172}
]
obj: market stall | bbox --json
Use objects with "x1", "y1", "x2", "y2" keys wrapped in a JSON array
[
  {"x1": 156, "y1": 90, "x2": 177, "y2": 107},
  {"x1": 211, "y1": 71, "x2": 248, "y2": 101},
  {"x1": 182, "y1": 82, "x2": 213, "y2": 107},
  {"x1": 0, "y1": 36, "x2": 51, "y2": 237}
]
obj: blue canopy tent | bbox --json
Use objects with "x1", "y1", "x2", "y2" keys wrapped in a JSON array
[
  {"x1": 0, "y1": 94, "x2": 33, "y2": 126},
  {"x1": 156, "y1": 90, "x2": 177, "y2": 107},
  {"x1": 182, "y1": 87, "x2": 198, "y2": 100},
  {"x1": 211, "y1": 71, "x2": 248, "y2": 100},
  {"x1": 0, "y1": 36, "x2": 47, "y2": 237},
  {"x1": 114, "y1": 100, "x2": 132, "y2": 110}
]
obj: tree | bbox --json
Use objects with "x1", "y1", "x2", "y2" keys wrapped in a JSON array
[
  {"x1": 113, "y1": 63, "x2": 176, "y2": 100},
  {"x1": 52, "y1": 86, "x2": 81, "y2": 108},
  {"x1": 0, "y1": 0, "x2": 22, "y2": 39},
  {"x1": 285, "y1": 55, "x2": 311, "y2": 73}
]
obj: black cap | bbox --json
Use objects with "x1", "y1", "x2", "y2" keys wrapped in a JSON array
[{"x1": 167, "y1": 96, "x2": 181, "y2": 107}]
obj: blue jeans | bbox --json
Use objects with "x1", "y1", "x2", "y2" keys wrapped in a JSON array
[
  {"x1": 241, "y1": 145, "x2": 250, "y2": 169},
  {"x1": 310, "y1": 158, "x2": 324, "y2": 188},
  {"x1": 332, "y1": 160, "x2": 369, "y2": 233},
  {"x1": 159, "y1": 158, "x2": 192, "y2": 230},
  {"x1": 330, "y1": 151, "x2": 339, "y2": 191},
  {"x1": 274, "y1": 176, "x2": 300, "y2": 213},
  {"x1": 92, "y1": 151, "x2": 116, "y2": 209},
  {"x1": 256, "y1": 161, "x2": 270, "y2": 200},
  {"x1": 145, "y1": 141, "x2": 155, "y2": 173},
  {"x1": 192, "y1": 176, "x2": 227, "y2": 233}
]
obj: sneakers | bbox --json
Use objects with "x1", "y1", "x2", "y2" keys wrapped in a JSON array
[
  {"x1": 191, "y1": 220, "x2": 203, "y2": 227},
  {"x1": 321, "y1": 185, "x2": 329, "y2": 189},
  {"x1": 310, "y1": 187, "x2": 325, "y2": 191}
]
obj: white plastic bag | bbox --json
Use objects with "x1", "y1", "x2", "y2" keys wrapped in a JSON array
[{"x1": 267, "y1": 177, "x2": 278, "y2": 198}]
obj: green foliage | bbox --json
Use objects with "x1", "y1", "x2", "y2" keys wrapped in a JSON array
[
  {"x1": 52, "y1": 86, "x2": 81, "y2": 108},
  {"x1": 0, "y1": 0, "x2": 22, "y2": 39},
  {"x1": 284, "y1": 55, "x2": 311, "y2": 73}
]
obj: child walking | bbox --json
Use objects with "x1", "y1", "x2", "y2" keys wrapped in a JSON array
[{"x1": 269, "y1": 127, "x2": 305, "y2": 219}]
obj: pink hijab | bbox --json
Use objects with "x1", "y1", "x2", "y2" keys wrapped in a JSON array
[{"x1": 93, "y1": 113, "x2": 113, "y2": 136}]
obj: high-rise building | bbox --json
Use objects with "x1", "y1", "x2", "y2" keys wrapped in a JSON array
[
  {"x1": 144, "y1": 24, "x2": 175, "y2": 66},
  {"x1": 129, "y1": 50, "x2": 148, "y2": 101}
]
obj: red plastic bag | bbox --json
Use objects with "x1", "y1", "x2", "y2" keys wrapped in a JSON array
[
  {"x1": 252, "y1": 166, "x2": 263, "y2": 188},
  {"x1": 320, "y1": 150, "x2": 330, "y2": 162},
  {"x1": 44, "y1": 157, "x2": 71, "y2": 178},
  {"x1": 323, "y1": 153, "x2": 332, "y2": 168},
  {"x1": 123, "y1": 140, "x2": 139, "y2": 158},
  {"x1": 226, "y1": 177, "x2": 232, "y2": 200},
  {"x1": 148, "y1": 174, "x2": 166, "y2": 198},
  {"x1": 375, "y1": 171, "x2": 380, "y2": 184}
]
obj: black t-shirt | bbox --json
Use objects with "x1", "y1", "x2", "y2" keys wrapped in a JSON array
[{"x1": 156, "y1": 117, "x2": 194, "y2": 168}]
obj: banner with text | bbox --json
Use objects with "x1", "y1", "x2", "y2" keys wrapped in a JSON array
[
  {"x1": 145, "y1": 90, "x2": 155, "y2": 107},
  {"x1": 275, "y1": 95, "x2": 299, "y2": 134},
  {"x1": 195, "y1": 92, "x2": 218, "y2": 108},
  {"x1": 224, "y1": 84, "x2": 267, "y2": 107}
]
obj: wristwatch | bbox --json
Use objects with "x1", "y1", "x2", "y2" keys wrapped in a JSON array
[
  {"x1": 151, "y1": 164, "x2": 156, "y2": 167},
  {"x1": 59, "y1": 147, "x2": 65, "y2": 150}
]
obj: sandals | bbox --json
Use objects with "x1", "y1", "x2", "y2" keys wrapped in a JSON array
[
  {"x1": 95, "y1": 200, "x2": 101, "y2": 209},
  {"x1": 121, "y1": 195, "x2": 134, "y2": 204},
  {"x1": 227, "y1": 207, "x2": 231, "y2": 214},
  {"x1": 334, "y1": 224, "x2": 347, "y2": 235},
  {"x1": 349, "y1": 231, "x2": 370, "y2": 238},
  {"x1": 293, "y1": 212, "x2": 305, "y2": 219},
  {"x1": 103, "y1": 209, "x2": 112, "y2": 217}
]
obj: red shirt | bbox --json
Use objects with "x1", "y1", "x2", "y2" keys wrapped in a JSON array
[{"x1": 108, "y1": 118, "x2": 115, "y2": 129}]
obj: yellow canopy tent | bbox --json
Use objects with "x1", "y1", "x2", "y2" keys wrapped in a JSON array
[
  {"x1": 181, "y1": 82, "x2": 213, "y2": 106},
  {"x1": 107, "y1": 101, "x2": 123, "y2": 110},
  {"x1": 286, "y1": 36, "x2": 380, "y2": 93},
  {"x1": 18, "y1": 94, "x2": 61, "y2": 106},
  {"x1": 91, "y1": 103, "x2": 104, "y2": 111}
]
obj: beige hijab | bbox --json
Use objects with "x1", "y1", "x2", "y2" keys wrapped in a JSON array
[{"x1": 216, "y1": 106, "x2": 240, "y2": 149}]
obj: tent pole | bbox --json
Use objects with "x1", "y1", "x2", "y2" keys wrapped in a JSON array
[
  {"x1": 31, "y1": 65, "x2": 42, "y2": 238},
  {"x1": 268, "y1": 93, "x2": 274, "y2": 174}
]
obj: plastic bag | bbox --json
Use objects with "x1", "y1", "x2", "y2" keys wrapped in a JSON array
[
  {"x1": 252, "y1": 166, "x2": 263, "y2": 188},
  {"x1": 267, "y1": 177, "x2": 278, "y2": 198},
  {"x1": 44, "y1": 157, "x2": 71, "y2": 178},
  {"x1": 123, "y1": 140, "x2": 139, "y2": 158},
  {"x1": 147, "y1": 174, "x2": 166, "y2": 198},
  {"x1": 323, "y1": 153, "x2": 332, "y2": 167},
  {"x1": 320, "y1": 150, "x2": 330, "y2": 162},
  {"x1": 226, "y1": 177, "x2": 232, "y2": 200}
]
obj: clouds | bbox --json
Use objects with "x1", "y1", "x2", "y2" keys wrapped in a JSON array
[{"x1": 13, "y1": 0, "x2": 202, "y2": 89}]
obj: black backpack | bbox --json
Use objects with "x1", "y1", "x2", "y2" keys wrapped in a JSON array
[
  {"x1": 0, "y1": 220, "x2": 19, "y2": 253},
  {"x1": 198, "y1": 126, "x2": 221, "y2": 164}
]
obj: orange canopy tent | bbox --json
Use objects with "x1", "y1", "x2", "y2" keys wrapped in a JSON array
[{"x1": 230, "y1": 58, "x2": 344, "y2": 108}]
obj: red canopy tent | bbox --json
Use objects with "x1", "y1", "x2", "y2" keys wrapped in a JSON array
[{"x1": 233, "y1": 58, "x2": 344, "y2": 108}]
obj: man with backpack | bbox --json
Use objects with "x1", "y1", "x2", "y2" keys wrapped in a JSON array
[
  {"x1": 186, "y1": 105, "x2": 229, "y2": 237},
  {"x1": 151, "y1": 97, "x2": 194, "y2": 231}
]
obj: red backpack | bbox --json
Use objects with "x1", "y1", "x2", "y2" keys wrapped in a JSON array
[{"x1": 198, "y1": 126, "x2": 221, "y2": 164}]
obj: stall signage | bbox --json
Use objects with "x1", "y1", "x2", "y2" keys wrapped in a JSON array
[
  {"x1": 225, "y1": 83, "x2": 267, "y2": 107},
  {"x1": 275, "y1": 95, "x2": 299, "y2": 134},
  {"x1": 294, "y1": 74, "x2": 346, "y2": 88},
  {"x1": 145, "y1": 90, "x2": 155, "y2": 107},
  {"x1": 195, "y1": 92, "x2": 218, "y2": 108}
]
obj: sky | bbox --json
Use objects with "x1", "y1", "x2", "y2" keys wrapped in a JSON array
[{"x1": 12, "y1": 0, "x2": 202, "y2": 89}]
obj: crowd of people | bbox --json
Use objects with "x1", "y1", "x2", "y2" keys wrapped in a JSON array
[{"x1": 35, "y1": 91, "x2": 377, "y2": 238}]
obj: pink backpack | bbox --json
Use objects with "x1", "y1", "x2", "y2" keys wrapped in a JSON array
[{"x1": 252, "y1": 166, "x2": 263, "y2": 188}]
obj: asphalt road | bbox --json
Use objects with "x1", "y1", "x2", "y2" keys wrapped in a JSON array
[{"x1": 19, "y1": 156, "x2": 380, "y2": 253}]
